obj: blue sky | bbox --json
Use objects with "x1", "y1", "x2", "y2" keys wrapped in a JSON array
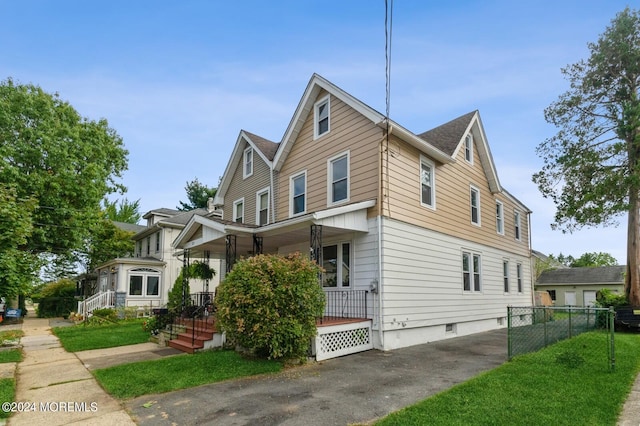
[{"x1": 1, "y1": 1, "x2": 633, "y2": 262}]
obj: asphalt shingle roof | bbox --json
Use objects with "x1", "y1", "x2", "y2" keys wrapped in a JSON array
[
  {"x1": 417, "y1": 111, "x2": 477, "y2": 156},
  {"x1": 244, "y1": 130, "x2": 279, "y2": 161},
  {"x1": 537, "y1": 266, "x2": 626, "y2": 285}
]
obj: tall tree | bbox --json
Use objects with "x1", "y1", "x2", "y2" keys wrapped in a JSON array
[
  {"x1": 103, "y1": 198, "x2": 141, "y2": 224},
  {"x1": 571, "y1": 252, "x2": 618, "y2": 267},
  {"x1": 177, "y1": 178, "x2": 217, "y2": 211},
  {"x1": 533, "y1": 8, "x2": 640, "y2": 305},
  {"x1": 0, "y1": 78, "x2": 128, "y2": 282},
  {"x1": 0, "y1": 185, "x2": 40, "y2": 299}
]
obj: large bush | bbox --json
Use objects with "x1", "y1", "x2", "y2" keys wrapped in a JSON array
[
  {"x1": 216, "y1": 253, "x2": 325, "y2": 360},
  {"x1": 36, "y1": 279, "x2": 76, "y2": 318}
]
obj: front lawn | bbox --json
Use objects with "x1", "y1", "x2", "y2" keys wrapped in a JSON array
[
  {"x1": 94, "y1": 350, "x2": 282, "y2": 399},
  {"x1": 0, "y1": 379, "x2": 14, "y2": 419},
  {"x1": 52, "y1": 320, "x2": 150, "y2": 352},
  {"x1": 376, "y1": 331, "x2": 640, "y2": 425}
]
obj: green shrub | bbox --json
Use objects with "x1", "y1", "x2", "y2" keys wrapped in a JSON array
[
  {"x1": 36, "y1": 279, "x2": 76, "y2": 318},
  {"x1": 595, "y1": 288, "x2": 627, "y2": 308},
  {"x1": 216, "y1": 253, "x2": 325, "y2": 361},
  {"x1": 92, "y1": 308, "x2": 118, "y2": 322}
]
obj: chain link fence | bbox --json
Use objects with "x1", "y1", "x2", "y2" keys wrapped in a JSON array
[{"x1": 507, "y1": 306, "x2": 615, "y2": 370}]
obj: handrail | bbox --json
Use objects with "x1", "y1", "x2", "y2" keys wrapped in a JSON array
[{"x1": 77, "y1": 290, "x2": 115, "y2": 318}]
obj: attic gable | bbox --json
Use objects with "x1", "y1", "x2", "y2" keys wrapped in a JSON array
[
  {"x1": 419, "y1": 111, "x2": 501, "y2": 194},
  {"x1": 213, "y1": 130, "x2": 277, "y2": 206}
]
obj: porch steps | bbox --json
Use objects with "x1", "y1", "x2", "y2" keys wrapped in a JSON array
[{"x1": 168, "y1": 318, "x2": 218, "y2": 354}]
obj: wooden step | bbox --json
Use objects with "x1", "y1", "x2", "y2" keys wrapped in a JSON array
[{"x1": 168, "y1": 338, "x2": 203, "y2": 354}]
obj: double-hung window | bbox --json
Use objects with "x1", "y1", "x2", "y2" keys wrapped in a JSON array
[
  {"x1": 496, "y1": 200, "x2": 504, "y2": 235},
  {"x1": 517, "y1": 263, "x2": 523, "y2": 293},
  {"x1": 503, "y1": 261, "x2": 510, "y2": 293},
  {"x1": 243, "y1": 147, "x2": 253, "y2": 178},
  {"x1": 420, "y1": 156, "x2": 435, "y2": 208},
  {"x1": 462, "y1": 251, "x2": 482, "y2": 292},
  {"x1": 322, "y1": 242, "x2": 351, "y2": 288},
  {"x1": 329, "y1": 152, "x2": 349, "y2": 204},
  {"x1": 233, "y1": 198, "x2": 244, "y2": 223},
  {"x1": 291, "y1": 172, "x2": 306, "y2": 216},
  {"x1": 470, "y1": 186, "x2": 481, "y2": 226},
  {"x1": 314, "y1": 96, "x2": 330, "y2": 139},
  {"x1": 256, "y1": 189, "x2": 269, "y2": 226},
  {"x1": 146, "y1": 236, "x2": 151, "y2": 256},
  {"x1": 464, "y1": 134, "x2": 473, "y2": 164},
  {"x1": 514, "y1": 211, "x2": 522, "y2": 241},
  {"x1": 155, "y1": 232, "x2": 161, "y2": 253}
]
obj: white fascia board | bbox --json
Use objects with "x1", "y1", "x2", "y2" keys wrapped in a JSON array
[{"x1": 381, "y1": 121, "x2": 454, "y2": 165}]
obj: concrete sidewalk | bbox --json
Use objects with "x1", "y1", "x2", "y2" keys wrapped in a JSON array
[{"x1": 9, "y1": 316, "x2": 135, "y2": 426}]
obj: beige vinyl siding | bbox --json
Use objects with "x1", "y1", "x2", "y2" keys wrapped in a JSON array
[
  {"x1": 380, "y1": 217, "x2": 532, "y2": 329},
  {"x1": 382, "y1": 134, "x2": 529, "y2": 257},
  {"x1": 276, "y1": 92, "x2": 380, "y2": 221},
  {"x1": 223, "y1": 142, "x2": 271, "y2": 225}
]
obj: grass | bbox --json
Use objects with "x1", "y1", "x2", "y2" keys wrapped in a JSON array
[
  {"x1": 94, "y1": 349, "x2": 282, "y2": 399},
  {"x1": 0, "y1": 379, "x2": 14, "y2": 419},
  {"x1": 376, "y1": 331, "x2": 640, "y2": 426},
  {"x1": 52, "y1": 319, "x2": 150, "y2": 352},
  {"x1": 0, "y1": 330, "x2": 24, "y2": 363}
]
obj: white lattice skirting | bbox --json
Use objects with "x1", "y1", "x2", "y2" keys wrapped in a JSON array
[{"x1": 314, "y1": 320, "x2": 373, "y2": 361}]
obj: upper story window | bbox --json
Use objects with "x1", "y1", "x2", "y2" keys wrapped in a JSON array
[
  {"x1": 464, "y1": 134, "x2": 473, "y2": 164},
  {"x1": 462, "y1": 251, "x2": 481, "y2": 292},
  {"x1": 257, "y1": 188, "x2": 269, "y2": 226},
  {"x1": 233, "y1": 198, "x2": 244, "y2": 223},
  {"x1": 329, "y1": 152, "x2": 349, "y2": 205},
  {"x1": 514, "y1": 210, "x2": 522, "y2": 241},
  {"x1": 314, "y1": 96, "x2": 330, "y2": 139},
  {"x1": 146, "y1": 236, "x2": 151, "y2": 256},
  {"x1": 470, "y1": 186, "x2": 481, "y2": 226},
  {"x1": 136, "y1": 241, "x2": 141, "y2": 257},
  {"x1": 155, "y1": 232, "x2": 161, "y2": 252},
  {"x1": 243, "y1": 147, "x2": 253, "y2": 178},
  {"x1": 496, "y1": 200, "x2": 504, "y2": 235},
  {"x1": 290, "y1": 171, "x2": 306, "y2": 216},
  {"x1": 420, "y1": 156, "x2": 435, "y2": 208},
  {"x1": 503, "y1": 260, "x2": 510, "y2": 293}
]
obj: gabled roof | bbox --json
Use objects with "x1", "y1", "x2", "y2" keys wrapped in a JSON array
[
  {"x1": 113, "y1": 221, "x2": 146, "y2": 233},
  {"x1": 134, "y1": 208, "x2": 210, "y2": 239},
  {"x1": 213, "y1": 130, "x2": 278, "y2": 206},
  {"x1": 419, "y1": 110, "x2": 501, "y2": 194},
  {"x1": 142, "y1": 208, "x2": 179, "y2": 219},
  {"x1": 537, "y1": 266, "x2": 626, "y2": 285}
]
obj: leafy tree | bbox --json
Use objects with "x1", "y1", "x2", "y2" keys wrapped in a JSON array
[
  {"x1": 85, "y1": 221, "x2": 136, "y2": 271},
  {"x1": 532, "y1": 8, "x2": 640, "y2": 304},
  {"x1": 177, "y1": 178, "x2": 217, "y2": 211},
  {"x1": 0, "y1": 78, "x2": 128, "y2": 283},
  {"x1": 216, "y1": 253, "x2": 324, "y2": 360},
  {"x1": 548, "y1": 253, "x2": 575, "y2": 267},
  {"x1": 36, "y1": 278, "x2": 76, "y2": 318},
  {"x1": 103, "y1": 198, "x2": 141, "y2": 224},
  {"x1": 570, "y1": 252, "x2": 618, "y2": 267},
  {"x1": 0, "y1": 185, "x2": 40, "y2": 299}
]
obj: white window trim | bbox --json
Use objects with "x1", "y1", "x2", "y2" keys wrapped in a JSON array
[
  {"x1": 256, "y1": 187, "x2": 270, "y2": 226},
  {"x1": 289, "y1": 170, "x2": 307, "y2": 217},
  {"x1": 233, "y1": 197, "x2": 245, "y2": 223},
  {"x1": 516, "y1": 263, "x2": 523, "y2": 293},
  {"x1": 462, "y1": 250, "x2": 482, "y2": 293},
  {"x1": 496, "y1": 200, "x2": 504, "y2": 235},
  {"x1": 514, "y1": 210, "x2": 522, "y2": 241},
  {"x1": 327, "y1": 151, "x2": 350, "y2": 206},
  {"x1": 314, "y1": 95, "x2": 330, "y2": 140},
  {"x1": 470, "y1": 185, "x2": 481, "y2": 226},
  {"x1": 127, "y1": 268, "x2": 161, "y2": 298},
  {"x1": 465, "y1": 134, "x2": 474, "y2": 164},
  {"x1": 243, "y1": 147, "x2": 253, "y2": 179},
  {"x1": 503, "y1": 260, "x2": 510, "y2": 293},
  {"x1": 419, "y1": 155, "x2": 436, "y2": 210}
]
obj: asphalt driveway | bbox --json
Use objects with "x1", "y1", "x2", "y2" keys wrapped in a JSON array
[{"x1": 126, "y1": 328, "x2": 507, "y2": 425}]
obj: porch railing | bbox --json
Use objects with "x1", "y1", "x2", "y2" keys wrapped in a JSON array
[
  {"x1": 321, "y1": 290, "x2": 369, "y2": 323},
  {"x1": 77, "y1": 290, "x2": 115, "y2": 317},
  {"x1": 189, "y1": 292, "x2": 215, "y2": 308}
]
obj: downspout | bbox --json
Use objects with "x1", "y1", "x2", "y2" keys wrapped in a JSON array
[
  {"x1": 376, "y1": 124, "x2": 390, "y2": 349},
  {"x1": 528, "y1": 211, "x2": 535, "y2": 306},
  {"x1": 270, "y1": 165, "x2": 275, "y2": 225}
]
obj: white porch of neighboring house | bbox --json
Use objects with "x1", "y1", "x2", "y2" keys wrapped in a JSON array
[
  {"x1": 78, "y1": 258, "x2": 167, "y2": 317},
  {"x1": 173, "y1": 200, "x2": 378, "y2": 361}
]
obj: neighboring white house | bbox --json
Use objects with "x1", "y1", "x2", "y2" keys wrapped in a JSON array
[{"x1": 84, "y1": 207, "x2": 222, "y2": 315}]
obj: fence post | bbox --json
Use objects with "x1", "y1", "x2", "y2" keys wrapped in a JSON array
[
  {"x1": 568, "y1": 308, "x2": 572, "y2": 338},
  {"x1": 507, "y1": 306, "x2": 512, "y2": 360},
  {"x1": 543, "y1": 307, "x2": 548, "y2": 347},
  {"x1": 609, "y1": 306, "x2": 616, "y2": 371}
]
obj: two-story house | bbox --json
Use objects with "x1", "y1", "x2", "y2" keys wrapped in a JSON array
[
  {"x1": 83, "y1": 207, "x2": 221, "y2": 316},
  {"x1": 173, "y1": 74, "x2": 532, "y2": 358}
]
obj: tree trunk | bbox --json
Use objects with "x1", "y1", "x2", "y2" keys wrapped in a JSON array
[{"x1": 627, "y1": 189, "x2": 640, "y2": 306}]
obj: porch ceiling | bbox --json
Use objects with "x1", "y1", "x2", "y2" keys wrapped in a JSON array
[{"x1": 181, "y1": 199, "x2": 375, "y2": 259}]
